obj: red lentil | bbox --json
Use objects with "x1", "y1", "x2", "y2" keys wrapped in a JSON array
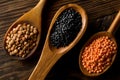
[{"x1": 82, "y1": 36, "x2": 117, "y2": 74}]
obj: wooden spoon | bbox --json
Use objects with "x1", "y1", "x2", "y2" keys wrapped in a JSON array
[
  {"x1": 29, "y1": 4, "x2": 88, "y2": 80},
  {"x1": 79, "y1": 11, "x2": 120, "y2": 76},
  {"x1": 3, "y1": 0, "x2": 46, "y2": 60}
]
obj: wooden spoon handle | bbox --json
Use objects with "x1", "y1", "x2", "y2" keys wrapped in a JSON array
[
  {"x1": 32, "y1": 0, "x2": 46, "y2": 13},
  {"x1": 107, "y1": 11, "x2": 120, "y2": 34},
  {"x1": 28, "y1": 44, "x2": 62, "y2": 80}
]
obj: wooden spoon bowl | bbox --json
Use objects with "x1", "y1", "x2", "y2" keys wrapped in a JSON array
[
  {"x1": 79, "y1": 32, "x2": 117, "y2": 76},
  {"x1": 29, "y1": 4, "x2": 88, "y2": 80},
  {"x1": 3, "y1": 0, "x2": 46, "y2": 60},
  {"x1": 79, "y1": 11, "x2": 120, "y2": 77},
  {"x1": 49, "y1": 4, "x2": 88, "y2": 54}
]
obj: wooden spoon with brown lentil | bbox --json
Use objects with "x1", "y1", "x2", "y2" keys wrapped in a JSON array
[
  {"x1": 79, "y1": 11, "x2": 120, "y2": 76},
  {"x1": 4, "y1": 0, "x2": 46, "y2": 60},
  {"x1": 29, "y1": 4, "x2": 88, "y2": 80}
]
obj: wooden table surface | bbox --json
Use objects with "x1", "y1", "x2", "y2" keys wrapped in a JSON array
[{"x1": 1, "y1": 0, "x2": 120, "y2": 80}]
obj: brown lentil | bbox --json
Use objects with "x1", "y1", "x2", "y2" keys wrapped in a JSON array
[
  {"x1": 5, "y1": 23, "x2": 38, "y2": 58},
  {"x1": 82, "y1": 36, "x2": 117, "y2": 74}
]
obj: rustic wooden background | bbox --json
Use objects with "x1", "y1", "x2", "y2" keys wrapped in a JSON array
[{"x1": 0, "y1": 0, "x2": 120, "y2": 80}]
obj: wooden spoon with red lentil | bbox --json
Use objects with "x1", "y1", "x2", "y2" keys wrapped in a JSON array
[
  {"x1": 4, "y1": 0, "x2": 46, "y2": 60},
  {"x1": 79, "y1": 11, "x2": 120, "y2": 76}
]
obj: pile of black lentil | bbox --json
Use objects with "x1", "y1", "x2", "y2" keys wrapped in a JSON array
[{"x1": 50, "y1": 8, "x2": 82, "y2": 48}]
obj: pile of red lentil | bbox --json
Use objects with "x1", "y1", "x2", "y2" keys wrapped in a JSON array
[
  {"x1": 82, "y1": 36, "x2": 117, "y2": 74},
  {"x1": 5, "y1": 23, "x2": 38, "y2": 58}
]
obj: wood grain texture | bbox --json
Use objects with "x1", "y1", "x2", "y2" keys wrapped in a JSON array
[{"x1": 0, "y1": 0, "x2": 120, "y2": 80}]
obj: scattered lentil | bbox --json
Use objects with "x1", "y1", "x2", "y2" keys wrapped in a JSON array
[
  {"x1": 5, "y1": 23, "x2": 38, "y2": 58},
  {"x1": 50, "y1": 8, "x2": 82, "y2": 48},
  {"x1": 81, "y1": 36, "x2": 117, "y2": 74}
]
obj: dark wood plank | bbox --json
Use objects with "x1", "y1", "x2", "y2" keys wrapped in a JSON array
[{"x1": 0, "y1": 0, "x2": 120, "y2": 80}]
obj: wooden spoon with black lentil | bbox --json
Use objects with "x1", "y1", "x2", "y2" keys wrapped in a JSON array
[
  {"x1": 4, "y1": 0, "x2": 46, "y2": 60},
  {"x1": 29, "y1": 4, "x2": 88, "y2": 80}
]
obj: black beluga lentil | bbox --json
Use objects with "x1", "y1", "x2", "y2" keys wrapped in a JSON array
[{"x1": 50, "y1": 8, "x2": 82, "y2": 48}]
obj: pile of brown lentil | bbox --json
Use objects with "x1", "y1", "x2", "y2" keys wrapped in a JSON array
[
  {"x1": 5, "y1": 23, "x2": 38, "y2": 58},
  {"x1": 82, "y1": 36, "x2": 117, "y2": 74}
]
